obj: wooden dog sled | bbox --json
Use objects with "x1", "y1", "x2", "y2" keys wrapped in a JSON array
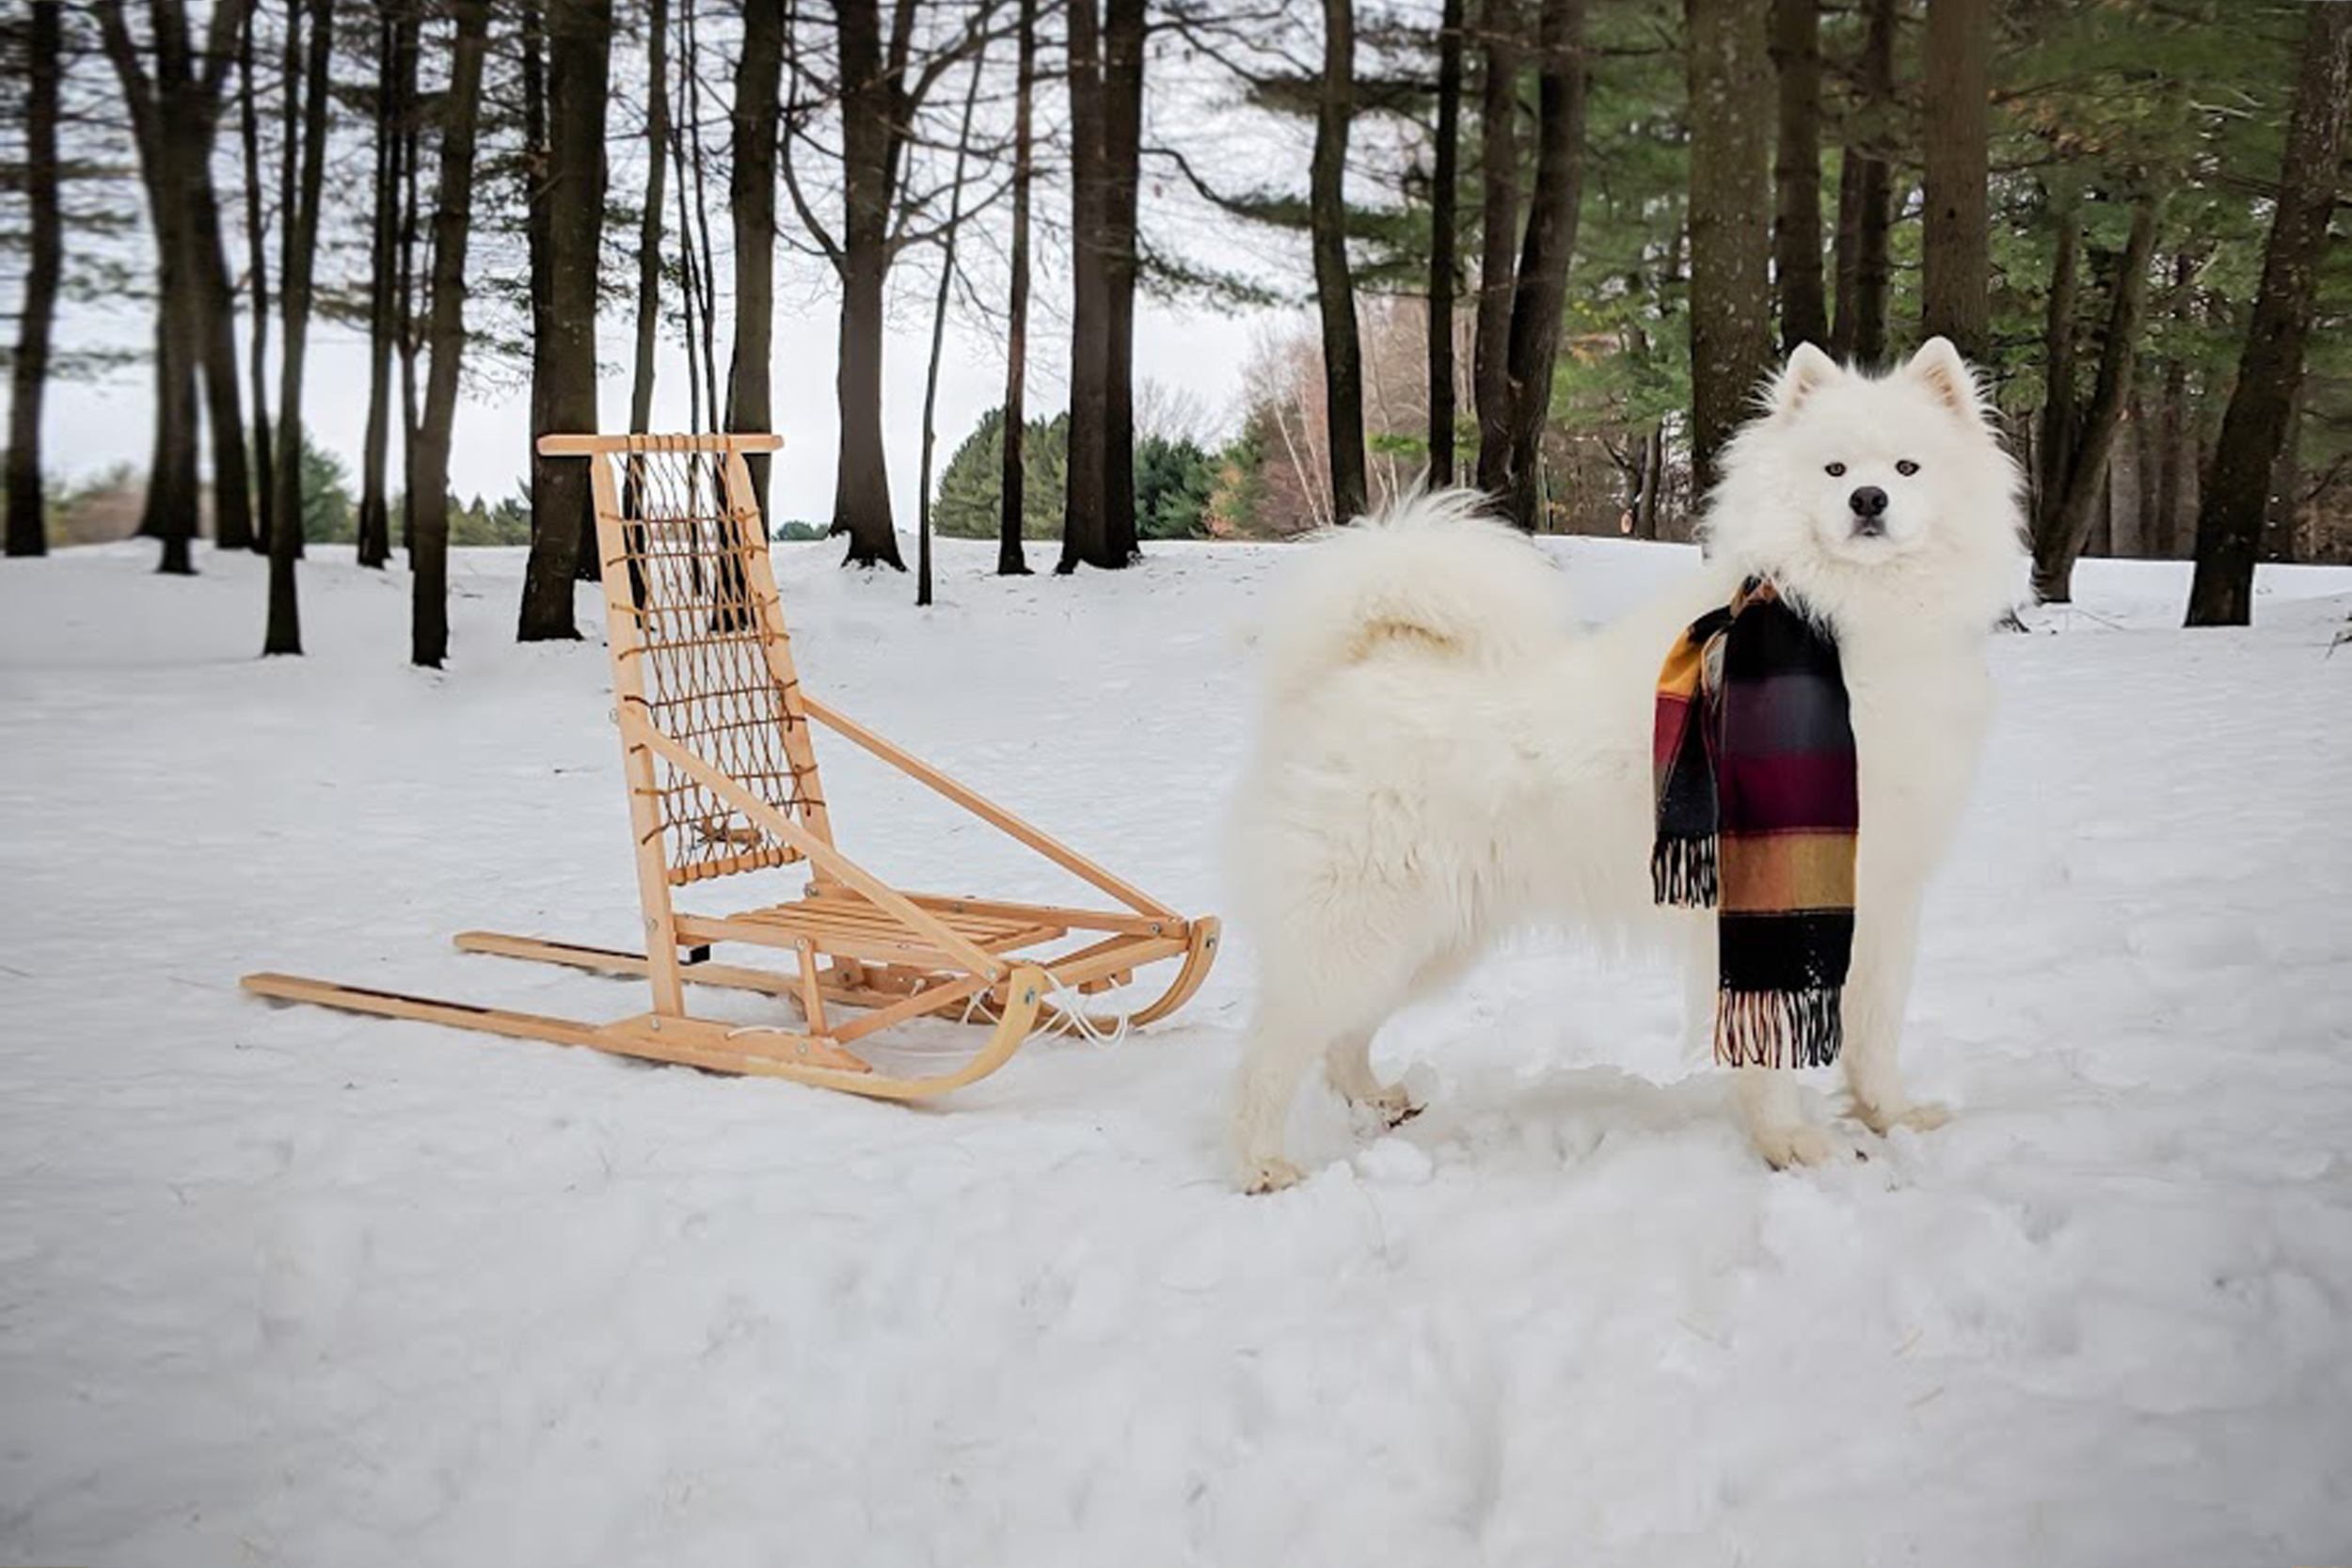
[{"x1": 244, "y1": 434, "x2": 1218, "y2": 1098}]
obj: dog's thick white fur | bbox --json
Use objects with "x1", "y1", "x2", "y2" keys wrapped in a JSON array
[{"x1": 1227, "y1": 339, "x2": 2026, "y2": 1193}]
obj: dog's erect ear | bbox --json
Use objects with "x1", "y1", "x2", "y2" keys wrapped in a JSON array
[
  {"x1": 1771, "y1": 342, "x2": 1842, "y2": 415},
  {"x1": 1908, "y1": 336, "x2": 1984, "y2": 421}
]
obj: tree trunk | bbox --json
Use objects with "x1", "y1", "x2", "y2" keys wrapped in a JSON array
[
  {"x1": 2151, "y1": 250, "x2": 2193, "y2": 558},
  {"x1": 832, "y1": 255, "x2": 898, "y2": 572},
  {"x1": 1617, "y1": 430, "x2": 1645, "y2": 532},
  {"x1": 6, "y1": 0, "x2": 61, "y2": 558},
  {"x1": 683, "y1": 0, "x2": 722, "y2": 427},
  {"x1": 96, "y1": 0, "x2": 211, "y2": 572},
  {"x1": 2030, "y1": 198, "x2": 2161, "y2": 605},
  {"x1": 1099, "y1": 0, "x2": 1146, "y2": 562},
  {"x1": 625, "y1": 0, "x2": 671, "y2": 562},
  {"x1": 273, "y1": 0, "x2": 300, "y2": 559},
  {"x1": 2129, "y1": 389, "x2": 2158, "y2": 559},
  {"x1": 2261, "y1": 380, "x2": 2305, "y2": 563},
  {"x1": 518, "y1": 0, "x2": 612, "y2": 639},
  {"x1": 1499, "y1": 0, "x2": 1586, "y2": 531},
  {"x1": 2153, "y1": 347, "x2": 2185, "y2": 558},
  {"x1": 1685, "y1": 0, "x2": 1772, "y2": 500},
  {"x1": 2186, "y1": 2, "x2": 2352, "y2": 626},
  {"x1": 517, "y1": 0, "x2": 556, "y2": 562},
  {"x1": 1920, "y1": 0, "x2": 1990, "y2": 359},
  {"x1": 727, "y1": 0, "x2": 782, "y2": 513},
  {"x1": 831, "y1": 0, "x2": 905, "y2": 569},
  {"x1": 1471, "y1": 0, "x2": 1519, "y2": 495},
  {"x1": 413, "y1": 0, "x2": 493, "y2": 669},
  {"x1": 1428, "y1": 0, "x2": 1464, "y2": 487},
  {"x1": 2109, "y1": 394, "x2": 2146, "y2": 559},
  {"x1": 1060, "y1": 0, "x2": 1144, "y2": 571},
  {"x1": 1063, "y1": 0, "x2": 1111, "y2": 569},
  {"x1": 1311, "y1": 0, "x2": 1368, "y2": 525},
  {"x1": 266, "y1": 0, "x2": 332, "y2": 652},
  {"x1": 1828, "y1": 141, "x2": 1859, "y2": 358},
  {"x1": 189, "y1": 165, "x2": 254, "y2": 555},
  {"x1": 1831, "y1": 0, "x2": 1893, "y2": 365},
  {"x1": 140, "y1": 0, "x2": 257, "y2": 555},
  {"x1": 358, "y1": 3, "x2": 411, "y2": 568},
  {"x1": 917, "y1": 52, "x2": 989, "y2": 609},
  {"x1": 627, "y1": 0, "x2": 671, "y2": 491},
  {"x1": 397, "y1": 55, "x2": 422, "y2": 559},
  {"x1": 672, "y1": 0, "x2": 706, "y2": 433},
  {"x1": 1639, "y1": 419, "x2": 1665, "y2": 538},
  {"x1": 2126, "y1": 385, "x2": 2154, "y2": 557},
  {"x1": 1362, "y1": 319, "x2": 1403, "y2": 503},
  {"x1": 999, "y1": 0, "x2": 1036, "y2": 574},
  {"x1": 238, "y1": 2, "x2": 273, "y2": 553},
  {"x1": 1770, "y1": 0, "x2": 1825, "y2": 353},
  {"x1": 2031, "y1": 201, "x2": 2078, "y2": 549},
  {"x1": 175, "y1": 0, "x2": 254, "y2": 559},
  {"x1": 149, "y1": 309, "x2": 201, "y2": 572}
]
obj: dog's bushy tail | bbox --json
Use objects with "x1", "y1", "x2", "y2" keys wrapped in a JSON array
[{"x1": 1249, "y1": 488, "x2": 1571, "y2": 702}]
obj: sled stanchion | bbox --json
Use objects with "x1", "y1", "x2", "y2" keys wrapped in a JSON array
[
  {"x1": 242, "y1": 431, "x2": 1218, "y2": 1100},
  {"x1": 591, "y1": 448, "x2": 689, "y2": 1017}
]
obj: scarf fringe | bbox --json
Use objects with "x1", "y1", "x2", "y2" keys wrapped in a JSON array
[
  {"x1": 1651, "y1": 834, "x2": 1719, "y2": 908},
  {"x1": 1713, "y1": 987, "x2": 1843, "y2": 1069}
]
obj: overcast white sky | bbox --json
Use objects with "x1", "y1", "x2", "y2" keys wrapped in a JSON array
[
  {"x1": 14, "y1": 8, "x2": 1367, "y2": 533},
  {"x1": 32, "y1": 275, "x2": 1287, "y2": 530}
]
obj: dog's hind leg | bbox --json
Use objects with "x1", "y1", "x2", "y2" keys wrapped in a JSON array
[
  {"x1": 1234, "y1": 932, "x2": 1433, "y2": 1192},
  {"x1": 1317, "y1": 940, "x2": 1473, "y2": 1129},
  {"x1": 1324, "y1": 1030, "x2": 1421, "y2": 1128},
  {"x1": 1234, "y1": 999, "x2": 1369, "y2": 1194}
]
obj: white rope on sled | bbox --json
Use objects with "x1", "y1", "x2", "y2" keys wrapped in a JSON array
[
  {"x1": 955, "y1": 966, "x2": 1136, "y2": 1051},
  {"x1": 1036, "y1": 967, "x2": 1134, "y2": 1050},
  {"x1": 720, "y1": 962, "x2": 1139, "y2": 1058}
]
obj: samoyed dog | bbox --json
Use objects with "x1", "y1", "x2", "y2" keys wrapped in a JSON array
[{"x1": 1228, "y1": 338, "x2": 2026, "y2": 1193}]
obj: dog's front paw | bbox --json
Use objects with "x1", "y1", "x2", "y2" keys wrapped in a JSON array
[
  {"x1": 1749, "y1": 1122, "x2": 1842, "y2": 1170},
  {"x1": 1854, "y1": 1099, "x2": 1952, "y2": 1136},
  {"x1": 1240, "y1": 1156, "x2": 1306, "y2": 1195}
]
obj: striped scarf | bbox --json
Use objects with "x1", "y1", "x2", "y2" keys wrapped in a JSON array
[{"x1": 1652, "y1": 579, "x2": 1856, "y2": 1069}]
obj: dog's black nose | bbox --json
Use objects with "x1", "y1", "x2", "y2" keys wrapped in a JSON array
[{"x1": 1849, "y1": 485, "x2": 1889, "y2": 518}]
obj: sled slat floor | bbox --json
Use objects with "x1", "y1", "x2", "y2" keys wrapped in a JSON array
[{"x1": 674, "y1": 889, "x2": 1070, "y2": 968}]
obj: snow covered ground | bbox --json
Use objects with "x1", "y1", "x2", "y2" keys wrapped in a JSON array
[{"x1": 2, "y1": 534, "x2": 2348, "y2": 1567}]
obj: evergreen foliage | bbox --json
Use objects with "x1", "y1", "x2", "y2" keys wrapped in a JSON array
[{"x1": 935, "y1": 406, "x2": 1219, "y2": 540}]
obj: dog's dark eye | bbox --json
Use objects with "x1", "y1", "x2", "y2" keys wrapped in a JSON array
[
  {"x1": 1824, "y1": 462, "x2": 1847, "y2": 478},
  {"x1": 1896, "y1": 459, "x2": 1920, "y2": 477}
]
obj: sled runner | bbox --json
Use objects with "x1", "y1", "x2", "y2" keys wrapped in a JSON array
[{"x1": 243, "y1": 433, "x2": 1218, "y2": 1099}]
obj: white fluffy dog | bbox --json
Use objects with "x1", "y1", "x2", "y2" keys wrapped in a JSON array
[{"x1": 1227, "y1": 338, "x2": 2026, "y2": 1193}]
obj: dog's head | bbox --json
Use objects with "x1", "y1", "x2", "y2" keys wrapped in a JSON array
[{"x1": 1703, "y1": 338, "x2": 2026, "y2": 635}]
